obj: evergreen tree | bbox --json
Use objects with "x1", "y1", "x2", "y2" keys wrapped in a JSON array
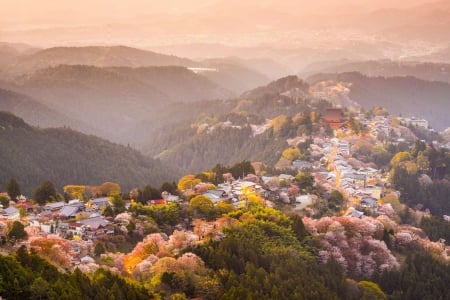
[
  {"x1": 34, "y1": 181, "x2": 57, "y2": 205},
  {"x1": 290, "y1": 215, "x2": 309, "y2": 241},
  {"x1": 30, "y1": 277, "x2": 50, "y2": 300},
  {"x1": 110, "y1": 193, "x2": 126, "y2": 215},
  {"x1": 142, "y1": 184, "x2": 160, "y2": 201},
  {"x1": 6, "y1": 178, "x2": 21, "y2": 201},
  {"x1": 8, "y1": 221, "x2": 27, "y2": 242}
]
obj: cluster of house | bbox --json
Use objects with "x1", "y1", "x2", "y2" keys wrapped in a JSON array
[
  {"x1": 295, "y1": 135, "x2": 386, "y2": 218},
  {"x1": 0, "y1": 195, "x2": 31, "y2": 221},
  {"x1": 398, "y1": 116, "x2": 429, "y2": 129},
  {"x1": 25, "y1": 198, "x2": 115, "y2": 240},
  {"x1": 1, "y1": 107, "x2": 447, "y2": 246},
  {"x1": 368, "y1": 116, "x2": 391, "y2": 139},
  {"x1": 197, "y1": 120, "x2": 244, "y2": 135},
  {"x1": 0, "y1": 189, "x2": 190, "y2": 243},
  {"x1": 192, "y1": 177, "x2": 269, "y2": 208},
  {"x1": 0, "y1": 206, "x2": 20, "y2": 221}
]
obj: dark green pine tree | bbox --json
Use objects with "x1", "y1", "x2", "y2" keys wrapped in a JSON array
[
  {"x1": 33, "y1": 181, "x2": 57, "y2": 205},
  {"x1": 6, "y1": 178, "x2": 21, "y2": 201}
]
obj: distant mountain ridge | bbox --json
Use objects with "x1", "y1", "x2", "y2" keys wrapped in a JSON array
[
  {"x1": 1, "y1": 64, "x2": 233, "y2": 143},
  {"x1": 0, "y1": 45, "x2": 277, "y2": 96},
  {"x1": 0, "y1": 44, "x2": 276, "y2": 144},
  {"x1": 302, "y1": 60, "x2": 450, "y2": 83},
  {"x1": 307, "y1": 72, "x2": 450, "y2": 130},
  {"x1": 0, "y1": 111, "x2": 179, "y2": 194},
  {"x1": 105, "y1": 66, "x2": 233, "y2": 101},
  {"x1": 4, "y1": 45, "x2": 197, "y2": 76}
]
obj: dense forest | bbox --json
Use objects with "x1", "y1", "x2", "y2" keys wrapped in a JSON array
[
  {"x1": 145, "y1": 108, "x2": 329, "y2": 173},
  {"x1": 2, "y1": 201, "x2": 449, "y2": 299},
  {"x1": 0, "y1": 111, "x2": 179, "y2": 194},
  {"x1": 0, "y1": 246, "x2": 150, "y2": 300},
  {"x1": 389, "y1": 141, "x2": 450, "y2": 215}
]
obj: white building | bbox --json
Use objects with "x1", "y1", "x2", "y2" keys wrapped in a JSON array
[{"x1": 399, "y1": 117, "x2": 429, "y2": 129}]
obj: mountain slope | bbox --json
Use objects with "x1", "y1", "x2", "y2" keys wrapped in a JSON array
[
  {"x1": 0, "y1": 42, "x2": 40, "y2": 71},
  {"x1": 302, "y1": 60, "x2": 450, "y2": 83},
  {"x1": 200, "y1": 58, "x2": 271, "y2": 94},
  {"x1": 0, "y1": 111, "x2": 179, "y2": 194},
  {"x1": 0, "y1": 88, "x2": 95, "y2": 132},
  {"x1": 133, "y1": 75, "x2": 313, "y2": 147},
  {"x1": 106, "y1": 66, "x2": 233, "y2": 101},
  {"x1": 3, "y1": 64, "x2": 232, "y2": 143},
  {"x1": 307, "y1": 72, "x2": 450, "y2": 130},
  {"x1": 0, "y1": 45, "x2": 20, "y2": 68},
  {"x1": 140, "y1": 76, "x2": 330, "y2": 172},
  {"x1": 10, "y1": 65, "x2": 170, "y2": 141},
  {"x1": 241, "y1": 75, "x2": 309, "y2": 99},
  {"x1": 5, "y1": 45, "x2": 197, "y2": 76}
]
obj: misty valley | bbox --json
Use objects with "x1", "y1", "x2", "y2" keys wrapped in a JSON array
[{"x1": 1, "y1": 1, "x2": 450, "y2": 299}]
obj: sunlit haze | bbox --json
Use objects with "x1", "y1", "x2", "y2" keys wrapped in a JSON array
[
  {"x1": 1, "y1": 2, "x2": 450, "y2": 299},
  {"x1": 0, "y1": 0, "x2": 444, "y2": 50}
]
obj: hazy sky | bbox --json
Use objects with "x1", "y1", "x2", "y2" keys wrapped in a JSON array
[
  {"x1": 0, "y1": 0, "x2": 445, "y2": 50},
  {"x1": 1, "y1": 0, "x2": 434, "y2": 26}
]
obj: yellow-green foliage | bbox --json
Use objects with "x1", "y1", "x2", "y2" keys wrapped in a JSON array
[
  {"x1": 270, "y1": 115, "x2": 287, "y2": 133},
  {"x1": 189, "y1": 195, "x2": 214, "y2": 216},
  {"x1": 381, "y1": 193, "x2": 403, "y2": 213},
  {"x1": 358, "y1": 281, "x2": 386, "y2": 300},
  {"x1": 282, "y1": 147, "x2": 301, "y2": 161},
  {"x1": 390, "y1": 151, "x2": 411, "y2": 166},
  {"x1": 215, "y1": 201, "x2": 235, "y2": 215},
  {"x1": 178, "y1": 174, "x2": 201, "y2": 191},
  {"x1": 63, "y1": 185, "x2": 86, "y2": 200}
]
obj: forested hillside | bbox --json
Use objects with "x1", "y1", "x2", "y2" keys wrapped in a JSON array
[
  {"x1": 0, "y1": 111, "x2": 179, "y2": 194},
  {"x1": 0, "y1": 248, "x2": 150, "y2": 299},
  {"x1": 307, "y1": 72, "x2": 450, "y2": 130},
  {"x1": 3, "y1": 45, "x2": 197, "y2": 76},
  {"x1": 0, "y1": 64, "x2": 232, "y2": 143},
  {"x1": 105, "y1": 66, "x2": 233, "y2": 101},
  {"x1": 302, "y1": 60, "x2": 450, "y2": 84},
  {"x1": 149, "y1": 125, "x2": 289, "y2": 172},
  {"x1": 142, "y1": 76, "x2": 331, "y2": 172},
  {"x1": 0, "y1": 88, "x2": 96, "y2": 133}
]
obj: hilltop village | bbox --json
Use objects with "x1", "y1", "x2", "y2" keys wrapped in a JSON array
[{"x1": 1, "y1": 105, "x2": 450, "y2": 299}]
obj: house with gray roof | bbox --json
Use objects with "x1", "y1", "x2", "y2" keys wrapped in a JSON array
[
  {"x1": 59, "y1": 205, "x2": 82, "y2": 219},
  {"x1": 43, "y1": 201, "x2": 65, "y2": 212},
  {"x1": 2, "y1": 206, "x2": 20, "y2": 220},
  {"x1": 360, "y1": 196, "x2": 378, "y2": 210}
]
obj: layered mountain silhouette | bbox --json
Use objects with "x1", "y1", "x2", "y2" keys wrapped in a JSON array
[
  {"x1": 1, "y1": 64, "x2": 233, "y2": 143},
  {"x1": 3, "y1": 45, "x2": 197, "y2": 76}
]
